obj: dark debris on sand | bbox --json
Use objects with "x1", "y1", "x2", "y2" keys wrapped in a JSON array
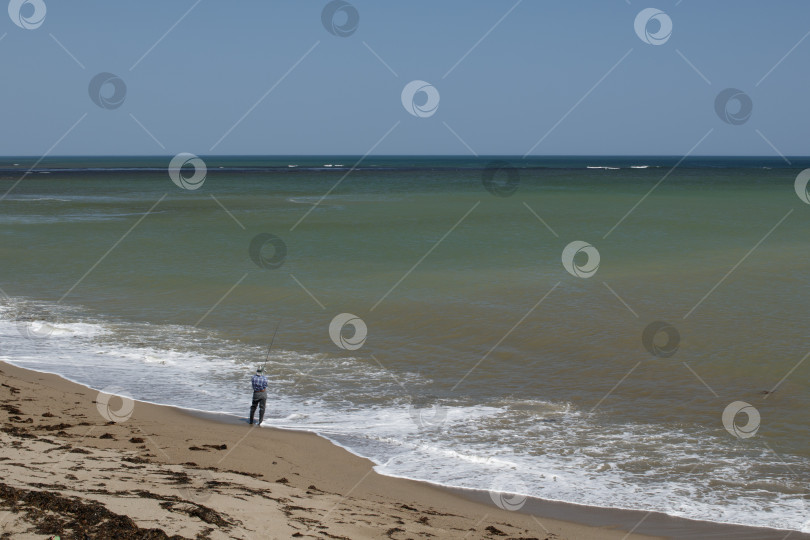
[
  {"x1": 202, "y1": 444, "x2": 227, "y2": 450},
  {"x1": 0, "y1": 482, "x2": 187, "y2": 539},
  {"x1": 1, "y1": 424, "x2": 37, "y2": 439}
]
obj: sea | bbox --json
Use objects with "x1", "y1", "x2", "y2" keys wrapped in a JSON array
[{"x1": 1, "y1": 155, "x2": 808, "y2": 533}]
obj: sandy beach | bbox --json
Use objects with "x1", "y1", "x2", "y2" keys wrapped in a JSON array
[{"x1": 0, "y1": 361, "x2": 672, "y2": 540}]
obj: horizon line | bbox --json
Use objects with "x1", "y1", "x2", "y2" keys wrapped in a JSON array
[{"x1": 0, "y1": 154, "x2": 807, "y2": 159}]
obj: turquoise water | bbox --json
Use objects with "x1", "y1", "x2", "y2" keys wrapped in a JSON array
[{"x1": 1, "y1": 156, "x2": 809, "y2": 531}]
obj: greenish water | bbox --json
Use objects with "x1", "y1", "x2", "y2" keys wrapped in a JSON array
[{"x1": 1, "y1": 156, "x2": 808, "y2": 531}]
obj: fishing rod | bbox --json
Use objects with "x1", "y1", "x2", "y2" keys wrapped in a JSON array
[{"x1": 260, "y1": 319, "x2": 282, "y2": 372}]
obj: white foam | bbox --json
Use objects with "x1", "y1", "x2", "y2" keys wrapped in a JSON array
[{"x1": 7, "y1": 197, "x2": 71, "y2": 202}]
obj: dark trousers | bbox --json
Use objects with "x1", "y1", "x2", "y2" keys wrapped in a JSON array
[{"x1": 250, "y1": 392, "x2": 267, "y2": 424}]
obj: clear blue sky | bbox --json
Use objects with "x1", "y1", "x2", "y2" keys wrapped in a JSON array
[{"x1": 1, "y1": 0, "x2": 808, "y2": 156}]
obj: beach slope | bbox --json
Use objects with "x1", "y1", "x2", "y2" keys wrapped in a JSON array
[{"x1": 0, "y1": 361, "x2": 658, "y2": 539}]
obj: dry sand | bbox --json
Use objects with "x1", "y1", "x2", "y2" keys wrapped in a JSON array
[{"x1": 0, "y1": 360, "x2": 676, "y2": 539}]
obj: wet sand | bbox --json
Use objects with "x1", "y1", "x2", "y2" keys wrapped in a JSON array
[{"x1": 0, "y1": 361, "x2": 803, "y2": 539}]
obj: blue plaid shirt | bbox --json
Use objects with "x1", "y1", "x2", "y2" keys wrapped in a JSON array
[{"x1": 251, "y1": 374, "x2": 268, "y2": 392}]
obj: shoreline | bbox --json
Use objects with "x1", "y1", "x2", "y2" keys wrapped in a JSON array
[
  {"x1": 192, "y1": 411, "x2": 807, "y2": 540},
  {"x1": 0, "y1": 361, "x2": 805, "y2": 539}
]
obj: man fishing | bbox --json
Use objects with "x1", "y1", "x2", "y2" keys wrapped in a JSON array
[
  {"x1": 250, "y1": 321, "x2": 280, "y2": 426},
  {"x1": 249, "y1": 367, "x2": 268, "y2": 426}
]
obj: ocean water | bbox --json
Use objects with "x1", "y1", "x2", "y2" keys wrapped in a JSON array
[{"x1": 1, "y1": 156, "x2": 809, "y2": 532}]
